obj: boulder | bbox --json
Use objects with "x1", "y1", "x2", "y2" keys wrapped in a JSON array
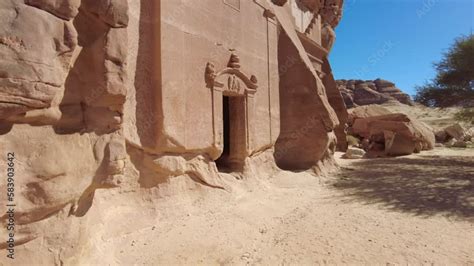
[
  {"x1": 445, "y1": 138, "x2": 456, "y2": 147},
  {"x1": 465, "y1": 127, "x2": 474, "y2": 141},
  {"x1": 351, "y1": 113, "x2": 435, "y2": 155},
  {"x1": 348, "y1": 105, "x2": 392, "y2": 125},
  {"x1": 360, "y1": 138, "x2": 370, "y2": 150},
  {"x1": 342, "y1": 147, "x2": 366, "y2": 159},
  {"x1": 452, "y1": 140, "x2": 467, "y2": 148},
  {"x1": 435, "y1": 130, "x2": 448, "y2": 143},
  {"x1": 384, "y1": 130, "x2": 416, "y2": 156},
  {"x1": 444, "y1": 124, "x2": 466, "y2": 140}
]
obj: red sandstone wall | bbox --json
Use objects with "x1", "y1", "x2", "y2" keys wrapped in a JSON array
[{"x1": 156, "y1": 1, "x2": 280, "y2": 158}]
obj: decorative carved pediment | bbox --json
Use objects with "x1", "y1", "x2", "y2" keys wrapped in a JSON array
[
  {"x1": 272, "y1": 0, "x2": 288, "y2": 6},
  {"x1": 205, "y1": 53, "x2": 258, "y2": 96}
]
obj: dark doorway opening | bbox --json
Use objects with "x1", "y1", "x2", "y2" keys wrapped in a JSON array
[
  {"x1": 216, "y1": 95, "x2": 247, "y2": 172},
  {"x1": 216, "y1": 96, "x2": 231, "y2": 171}
]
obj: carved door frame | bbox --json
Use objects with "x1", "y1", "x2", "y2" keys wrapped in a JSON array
[{"x1": 205, "y1": 53, "x2": 258, "y2": 167}]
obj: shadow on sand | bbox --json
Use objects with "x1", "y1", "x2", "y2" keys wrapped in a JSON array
[{"x1": 333, "y1": 155, "x2": 474, "y2": 219}]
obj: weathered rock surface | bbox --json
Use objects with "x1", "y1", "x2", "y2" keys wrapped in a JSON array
[
  {"x1": 273, "y1": 0, "x2": 344, "y2": 169},
  {"x1": 435, "y1": 129, "x2": 449, "y2": 143},
  {"x1": 81, "y1": 0, "x2": 129, "y2": 28},
  {"x1": 0, "y1": 0, "x2": 350, "y2": 263},
  {"x1": 466, "y1": 127, "x2": 474, "y2": 141},
  {"x1": 337, "y1": 78, "x2": 414, "y2": 108},
  {"x1": 0, "y1": 0, "x2": 131, "y2": 262},
  {"x1": 342, "y1": 146, "x2": 366, "y2": 159},
  {"x1": 348, "y1": 105, "x2": 435, "y2": 156},
  {"x1": 24, "y1": 0, "x2": 81, "y2": 20},
  {"x1": 444, "y1": 123, "x2": 467, "y2": 141},
  {"x1": 451, "y1": 140, "x2": 468, "y2": 148},
  {"x1": 323, "y1": 58, "x2": 349, "y2": 152},
  {"x1": 434, "y1": 124, "x2": 472, "y2": 148},
  {"x1": 0, "y1": 0, "x2": 77, "y2": 121},
  {"x1": 353, "y1": 83, "x2": 392, "y2": 106},
  {"x1": 348, "y1": 104, "x2": 392, "y2": 125}
]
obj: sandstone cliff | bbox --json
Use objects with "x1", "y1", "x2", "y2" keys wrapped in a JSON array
[
  {"x1": 336, "y1": 79, "x2": 414, "y2": 108},
  {"x1": 0, "y1": 0, "x2": 348, "y2": 263}
]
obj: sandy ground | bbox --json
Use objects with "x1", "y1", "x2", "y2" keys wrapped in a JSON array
[
  {"x1": 83, "y1": 147, "x2": 474, "y2": 265},
  {"x1": 381, "y1": 101, "x2": 469, "y2": 130}
]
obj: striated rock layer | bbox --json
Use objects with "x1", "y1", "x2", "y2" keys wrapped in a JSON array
[
  {"x1": 336, "y1": 78, "x2": 414, "y2": 108},
  {"x1": 0, "y1": 0, "x2": 346, "y2": 263}
]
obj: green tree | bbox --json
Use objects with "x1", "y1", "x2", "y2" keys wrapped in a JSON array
[{"x1": 414, "y1": 35, "x2": 474, "y2": 107}]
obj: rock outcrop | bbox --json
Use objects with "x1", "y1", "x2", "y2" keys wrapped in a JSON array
[
  {"x1": 347, "y1": 104, "x2": 392, "y2": 126},
  {"x1": 0, "y1": 0, "x2": 348, "y2": 263},
  {"x1": 336, "y1": 79, "x2": 414, "y2": 108},
  {"x1": 434, "y1": 123, "x2": 473, "y2": 147},
  {"x1": 273, "y1": 0, "x2": 346, "y2": 168},
  {"x1": 1, "y1": 0, "x2": 130, "y2": 263},
  {"x1": 347, "y1": 105, "x2": 435, "y2": 157}
]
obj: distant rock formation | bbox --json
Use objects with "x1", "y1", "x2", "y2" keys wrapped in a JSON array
[{"x1": 336, "y1": 79, "x2": 414, "y2": 108}]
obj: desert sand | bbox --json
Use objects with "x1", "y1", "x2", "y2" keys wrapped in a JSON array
[
  {"x1": 72, "y1": 147, "x2": 473, "y2": 265},
  {"x1": 382, "y1": 101, "x2": 469, "y2": 130}
]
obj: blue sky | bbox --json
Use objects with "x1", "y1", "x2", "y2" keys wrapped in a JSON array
[{"x1": 330, "y1": 0, "x2": 473, "y2": 96}]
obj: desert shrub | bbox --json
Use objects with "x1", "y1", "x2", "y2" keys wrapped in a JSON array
[
  {"x1": 347, "y1": 135, "x2": 360, "y2": 146},
  {"x1": 414, "y1": 35, "x2": 474, "y2": 107},
  {"x1": 454, "y1": 108, "x2": 474, "y2": 125}
]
